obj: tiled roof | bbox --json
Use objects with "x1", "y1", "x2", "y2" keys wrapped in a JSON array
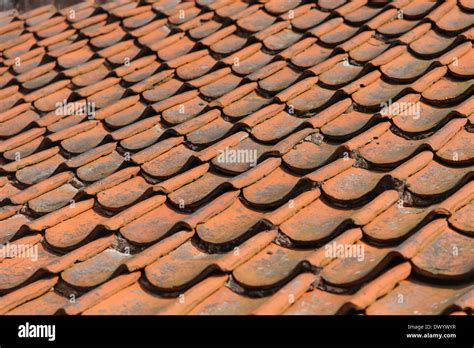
[{"x1": 0, "y1": 0, "x2": 473, "y2": 316}]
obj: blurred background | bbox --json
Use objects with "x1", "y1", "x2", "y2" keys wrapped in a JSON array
[{"x1": 0, "y1": 0, "x2": 106, "y2": 12}]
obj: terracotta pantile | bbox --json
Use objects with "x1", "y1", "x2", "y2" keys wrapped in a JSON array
[
  {"x1": 406, "y1": 160, "x2": 473, "y2": 198},
  {"x1": 392, "y1": 96, "x2": 466, "y2": 134},
  {"x1": 12, "y1": 56, "x2": 46, "y2": 78},
  {"x1": 398, "y1": 0, "x2": 436, "y2": 18},
  {"x1": 45, "y1": 209, "x2": 107, "y2": 250},
  {"x1": 320, "y1": 241, "x2": 395, "y2": 286},
  {"x1": 6, "y1": 291, "x2": 69, "y2": 315},
  {"x1": 64, "y1": 58, "x2": 105, "y2": 80},
  {"x1": 169, "y1": 6, "x2": 202, "y2": 25},
  {"x1": 168, "y1": 171, "x2": 229, "y2": 208},
  {"x1": 237, "y1": 9, "x2": 276, "y2": 32},
  {"x1": 0, "y1": 178, "x2": 19, "y2": 200},
  {"x1": 381, "y1": 53, "x2": 433, "y2": 82},
  {"x1": 124, "y1": 10, "x2": 156, "y2": 29},
  {"x1": 277, "y1": 191, "x2": 394, "y2": 245},
  {"x1": 171, "y1": 109, "x2": 219, "y2": 135},
  {"x1": 214, "y1": 1, "x2": 245, "y2": 17},
  {"x1": 449, "y1": 46, "x2": 474, "y2": 78},
  {"x1": 321, "y1": 110, "x2": 375, "y2": 139},
  {"x1": 119, "y1": 204, "x2": 187, "y2": 245},
  {"x1": 439, "y1": 127, "x2": 474, "y2": 163},
  {"x1": 131, "y1": 20, "x2": 166, "y2": 40},
  {"x1": 246, "y1": 273, "x2": 316, "y2": 314},
  {"x1": 288, "y1": 85, "x2": 338, "y2": 113},
  {"x1": 196, "y1": 196, "x2": 264, "y2": 245},
  {"x1": 3, "y1": 137, "x2": 46, "y2": 161},
  {"x1": 68, "y1": 6, "x2": 96, "y2": 23},
  {"x1": 83, "y1": 274, "x2": 226, "y2": 315},
  {"x1": 129, "y1": 137, "x2": 182, "y2": 166},
  {"x1": 141, "y1": 144, "x2": 195, "y2": 178},
  {"x1": 359, "y1": 119, "x2": 466, "y2": 166},
  {"x1": 186, "y1": 116, "x2": 233, "y2": 146},
  {"x1": 259, "y1": 65, "x2": 302, "y2": 94},
  {"x1": 0, "y1": 276, "x2": 59, "y2": 314},
  {"x1": 0, "y1": 235, "x2": 113, "y2": 291},
  {"x1": 378, "y1": 17, "x2": 422, "y2": 37},
  {"x1": 97, "y1": 175, "x2": 152, "y2": 210},
  {"x1": 130, "y1": 69, "x2": 173, "y2": 94},
  {"x1": 232, "y1": 48, "x2": 274, "y2": 75},
  {"x1": 66, "y1": 142, "x2": 116, "y2": 169},
  {"x1": 4, "y1": 36, "x2": 37, "y2": 59},
  {"x1": 449, "y1": 202, "x2": 474, "y2": 235},
  {"x1": 0, "y1": 214, "x2": 30, "y2": 244},
  {"x1": 81, "y1": 280, "x2": 172, "y2": 314},
  {"x1": 367, "y1": 280, "x2": 473, "y2": 315},
  {"x1": 35, "y1": 89, "x2": 73, "y2": 113},
  {"x1": 189, "y1": 20, "x2": 223, "y2": 40},
  {"x1": 200, "y1": 73, "x2": 242, "y2": 99},
  {"x1": 100, "y1": 193, "x2": 160, "y2": 229},
  {"x1": 16, "y1": 153, "x2": 65, "y2": 185},
  {"x1": 59, "y1": 0, "x2": 94, "y2": 15},
  {"x1": 436, "y1": 5, "x2": 474, "y2": 33},
  {"x1": 144, "y1": 230, "x2": 276, "y2": 291},
  {"x1": 233, "y1": 243, "x2": 312, "y2": 289},
  {"x1": 352, "y1": 80, "x2": 405, "y2": 110},
  {"x1": 69, "y1": 11, "x2": 108, "y2": 29},
  {"x1": 144, "y1": 31, "x2": 180, "y2": 52},
  {"x1": 62, "y1": 248, "x2": 130, "y2": 289},
  {"x1": 190, "y1": 285, "x2": 266, "y2": 315},
  {"x1": 283, "y1": 139, "x2": 340, "y2": 173},
  {"x1": 90, "y1": 27, "x2": 127, "y2": 48},
  {"x1": 412, "y1": 226, "x2": 473, "y2": 279},
  {"x1": 100, "y1": 0, "x2": 131, "y2": 12},
  {"x1": 0, "y1": 31, "x2": 30, "y2": 53},
  {"x1": 24, "y1": 198, "x2": 94, "y2": 232},
  {"x1": 410, "y1": 29, "x2": 459, "y2": 57},
  {"x1": 422, "y1": 77, "x2": 473, "y2": 105},
  {"x1": 285, "y1": 288, "x2": 352, "y2": 315},
  {"x1": 291, "y1": 43, "x2": 332, "y2": 69},
  {"x1": 192, "y1": 273, "x2": 316, "y2": 315},
  {"x1": 252, "y1": 111, "x2": 304, "y2": 142},
  {"x1": 326, "y1": 152, "x2": 422, "y2": 199},
  {"x1": 77, "y1": 151, "x2": 125, "y2": 182},
  {"x1": 48, "y1": 114, "x2": 89, "y2": 134},
  {"x1": 291, "y1": 8, "x2": 328, "y2": 30},
  {"x1": 226, "y1": 91, "x2": 273, "y2": 118},
  {"x1": 8, "y1": 171, "x2": 72, "y2": 205},
  {"x1": 111, "y1": 115, "x2": 162, "y2": 142},
  {"x1": 321, "y1": 218, "x2": 445, "y2": 286},
  {"x1": 60, "y1": 123, "x2": 110, "y2": 154},
  {"x1": 363, "y1": 200, "x2": 440, "y2": 243},
  {"x1": 323, "y1": 23, "x2": 360, "y2": 46},
  {"x1": 23, "y1": 71, "x2": 59, "y2": 91},
  {"x1": 286, "y1": 262, "x2": 411, "y2": 314},
  {"x1": 162, "y1": 97, "x2": 208, "y2": 125},
  {"x1": 123, "y1": 61, "x2": 161, "y2": 84},
  {"x1": 210, "y1": 137, "x2": 271, "y2": 173},
  {"x1": 0, "y1": 0, "x2": 472, "y2": 317},
  {"x1": 0, "y1": 203, "x2": 20, "y2": 220},
  {"x1": 263, "y1": 28, "x2": 303, "y2": 51},
  {"x1": 177, "y1": 55, "x2": 217, "y2": 81},
  {"x1": 0, "y1": 109, "x2": 39, "y2": 137},
  {"x1": 230, "y1": 158, "x2": 285, "y2": 189},
  {"x1": 159, "y1": 37, "x2": 198, "y2": 62},
  {"x1": 242, "y1": 166, "x2": 302, "y2": 208}
]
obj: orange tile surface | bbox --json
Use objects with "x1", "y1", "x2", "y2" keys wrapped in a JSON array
[{"x1": 0, "y1": 0, "x2": 473, "y2": 315}]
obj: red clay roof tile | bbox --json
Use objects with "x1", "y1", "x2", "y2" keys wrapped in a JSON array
[{"x1": 0, "y1": 0, "x2": 472, "y2": 316}]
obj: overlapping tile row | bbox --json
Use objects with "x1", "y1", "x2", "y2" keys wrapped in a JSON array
[{"x1": 0, "y1": 0, "x2": 473, "y2": 315}]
